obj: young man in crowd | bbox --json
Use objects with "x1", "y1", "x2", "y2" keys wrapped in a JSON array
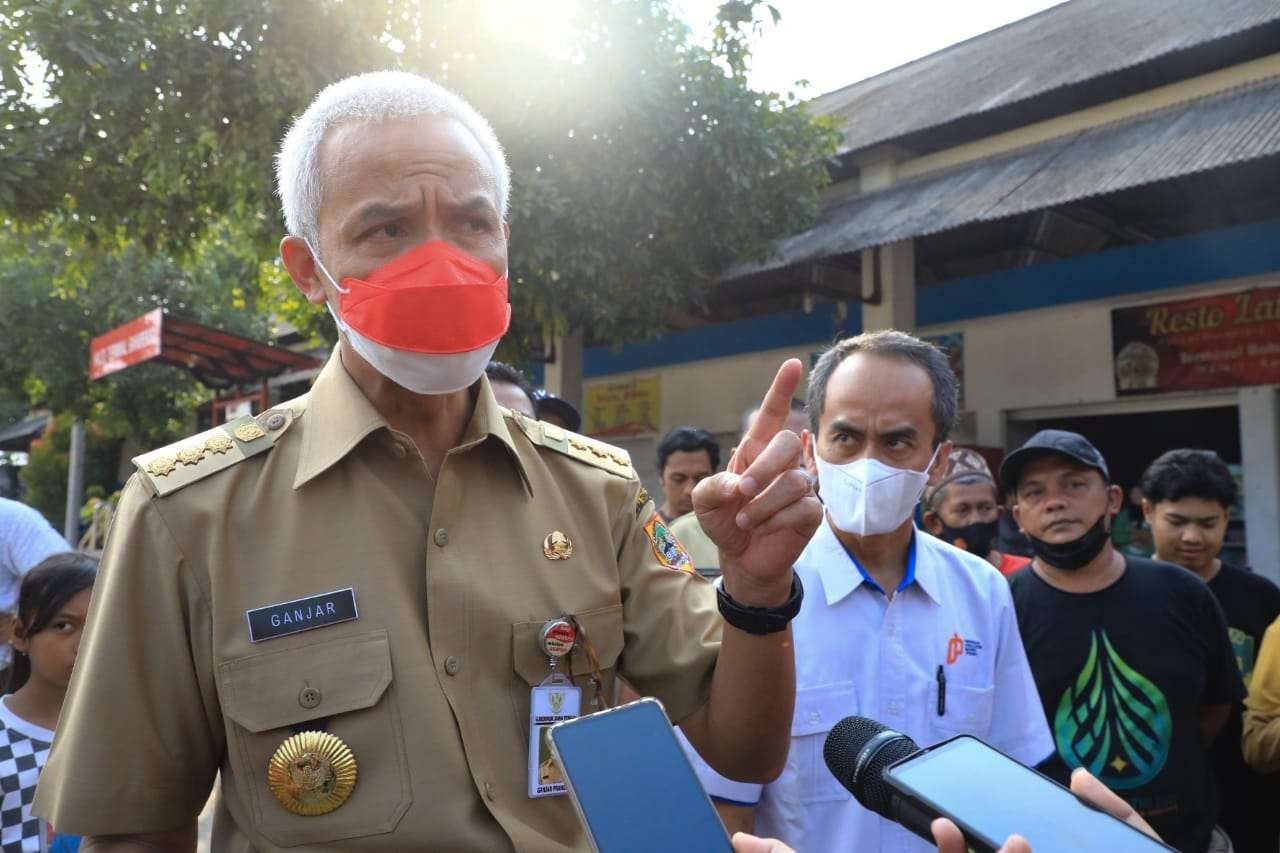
[
  {"x1": 693, "y1": 331, "x2": 1051, "y2": 851},
  {"x1": 1141, "y1": 449, "x2": 1280, "y2": 853},
  {"x1": 922, "y1": 448, "x2": 1030, "y2": 577},
  {"x1": 1003, "y1": 431, "x2": 1243, "y2": 853},
  {"x1": 655, "y1": 426, "x2": 720, "y2": 522}
]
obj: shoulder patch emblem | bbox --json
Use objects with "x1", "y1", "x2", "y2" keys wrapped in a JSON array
[
  {"x1": 644, "y1": 513, "x2": 693, "y2": 572},
  {"x1": 635, "y1": 486, "x2": 650, "y2": 518}
]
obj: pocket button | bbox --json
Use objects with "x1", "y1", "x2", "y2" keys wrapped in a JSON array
[
  {"x1": 298, "y1": 686, "x2": 322, "y2": 709},
  {"x1": 444, "y1": 655, "x2": 462, "y2": 676}
]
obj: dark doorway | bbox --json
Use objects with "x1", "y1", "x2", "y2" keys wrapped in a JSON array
[{"x1": 1033, "y1": 406, "x2": 1240, "y2": 493}]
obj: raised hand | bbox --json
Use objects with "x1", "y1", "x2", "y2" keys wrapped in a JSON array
[{"x1": 692, "y1": 359, "x2": 822, "y2": 607}]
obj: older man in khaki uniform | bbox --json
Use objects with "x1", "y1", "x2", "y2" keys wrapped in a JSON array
[{"x1": 35, "y1": 72, "x2": 821, "y2": 851}]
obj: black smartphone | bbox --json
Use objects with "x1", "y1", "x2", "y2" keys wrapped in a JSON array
[
  {"x1": 549, "y1": 698, "x2": 733, "y2": 853},
  {"x1": 885, "y1": 735, "x2": 1175, "y2": 853}
]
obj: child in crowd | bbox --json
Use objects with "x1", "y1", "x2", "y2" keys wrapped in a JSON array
[{"x1": 1, "y1": 552, "x2": 97, "y2": 852}]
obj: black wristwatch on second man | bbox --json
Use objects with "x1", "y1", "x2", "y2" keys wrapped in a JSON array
[{"x1": 714, "y1": 573, "x2": 804, "y2": 635}]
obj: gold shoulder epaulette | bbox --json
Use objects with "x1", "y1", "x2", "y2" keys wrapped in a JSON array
[
  {"x1": 509, "y1": 412, "x2": 634, "y2": 479},
  {"x1": 132, "y1": 410, "x2": 296, "y2": 497}
]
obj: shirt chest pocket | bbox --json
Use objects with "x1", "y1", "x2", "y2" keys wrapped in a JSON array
[
  {"x1": 510, "y1": 604, "x2": 625, "y2": 734},
  {"x1": 930, "y1": 680, "x2": 996, "y2": 744},
  {"x1": 786, "y1": 682, "x2": 858, "y2": 805},
  {"x1": 218, "y1": 629, "x2": 411, "y2": 847}
]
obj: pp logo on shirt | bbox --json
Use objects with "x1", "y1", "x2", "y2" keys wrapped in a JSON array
[{"x1": 946, "y1": 632, "x2": 983, "y2": 665}]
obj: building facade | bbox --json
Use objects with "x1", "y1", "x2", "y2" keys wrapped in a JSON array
[{"x1": 564, "y1": 0, "x2": 1280, "y2": 579}]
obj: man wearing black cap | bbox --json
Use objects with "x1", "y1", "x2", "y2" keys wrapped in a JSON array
[
  {"x1": 532, "y1": 388, "x2": 582, "y2": 432},
  {"x1": 1002, "y1": 430, "x2": 1243, "y2": 853}
]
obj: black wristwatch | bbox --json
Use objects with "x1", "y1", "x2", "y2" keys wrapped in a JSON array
[{"x1": 714, "y1": 573, "x2": 804, "y2": 635}]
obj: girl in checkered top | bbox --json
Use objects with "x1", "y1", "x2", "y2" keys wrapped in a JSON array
[{"x1": 0, "y1": 552, "x2": 96, "y2": 852}]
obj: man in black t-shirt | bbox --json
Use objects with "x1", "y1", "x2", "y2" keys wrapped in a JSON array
[
  {"x1": 1000, "y1": 430, "x2": 1243, "y2": 853},
  {"x1": 1141, "y1": 449, "x2": 1280, "y2": 853}
]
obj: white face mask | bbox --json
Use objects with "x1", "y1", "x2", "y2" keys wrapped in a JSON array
[
  {"x1": 312, "y1": 247, "x2": 500, "y2": 396},
  {"x1": 815, "y1": 444, "x2": 942, "y2": 537}
]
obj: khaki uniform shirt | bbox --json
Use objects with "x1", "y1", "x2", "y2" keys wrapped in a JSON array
[{"x1": 34, "y1": 355, "x2": 721, "y2": 851}]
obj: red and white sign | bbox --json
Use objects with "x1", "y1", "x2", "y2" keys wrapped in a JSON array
[
  {"x1": 89, "y1": 309, "x2": 163, "y2": 380},
  {"x1": 1112, "y1": 286, "x2": 1280, "y2": 395}
]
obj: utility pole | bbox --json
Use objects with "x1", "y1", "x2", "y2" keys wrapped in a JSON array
[{"x1": 63, "y1": 417, "x2": 85, "y2": 545}]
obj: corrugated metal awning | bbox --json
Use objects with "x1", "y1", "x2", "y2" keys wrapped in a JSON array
[
  {"x1": 729, "y1": 78, "x2": 1280, "y2": 280},
  {"x1": 810, "y1": 0, "x2": 1280, "y2": 156}
]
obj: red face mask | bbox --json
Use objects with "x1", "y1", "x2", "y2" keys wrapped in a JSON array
[{"x1": 333, "y1": 240, "x2": 511, "y2": 355}]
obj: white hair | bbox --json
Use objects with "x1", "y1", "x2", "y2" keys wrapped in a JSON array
[{"x1": 275, "y1": 71, "x2": 510, "y2": 244}]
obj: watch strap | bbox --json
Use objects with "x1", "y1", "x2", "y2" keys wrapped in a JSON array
[{"x1": 716, "y1": 573, "x2": 804, "y2": 635}]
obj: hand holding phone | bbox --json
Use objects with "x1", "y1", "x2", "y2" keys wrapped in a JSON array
[
  {"x1": 824, "y1": 717, "x2": 1173, "y2": 853},
  {"x1": 930, "y1": 767, "x2": 1161, "y2": 853}
]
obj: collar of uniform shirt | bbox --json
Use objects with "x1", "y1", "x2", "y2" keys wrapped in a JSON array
[
  {"x1": 814, "y1": 521, "x2": 942, "y2": 607},
  {"x1": 293, "y1": 351, "x2": 533, "y2": 495}
]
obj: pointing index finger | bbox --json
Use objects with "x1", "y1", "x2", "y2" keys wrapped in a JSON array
[{"x1": 744, "y1": 358, "x2": 803, "y2": 445}]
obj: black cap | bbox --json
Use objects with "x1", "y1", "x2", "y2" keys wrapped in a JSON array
[
  {"x1": 533, "y1": 390, "x2": 582, "y2": 433},
  {"x1": 999, "y1": 429, "x2": 1110, "y2": 492}
]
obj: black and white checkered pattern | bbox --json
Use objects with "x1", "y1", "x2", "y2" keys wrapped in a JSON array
[{"x1": 0, "y1": 707, "x2": 53, "y2": 852}]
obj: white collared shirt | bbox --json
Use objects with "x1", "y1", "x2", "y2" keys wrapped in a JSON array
[{"x1": 694, "y1": 521, "x2": 1053, "y2": 853}]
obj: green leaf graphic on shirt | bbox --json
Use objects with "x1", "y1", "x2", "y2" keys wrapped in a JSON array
[
  {"x1": 1054, "y1": 629, "x2": 1171, "y2": 790},
  {"x1": 1229, "y1": 627, "x2": 1255, "y2": 688}
]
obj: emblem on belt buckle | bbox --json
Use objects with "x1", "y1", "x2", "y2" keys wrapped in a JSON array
[{"x1": 267, "y1": 730, "x2": 358, "y2": 816}]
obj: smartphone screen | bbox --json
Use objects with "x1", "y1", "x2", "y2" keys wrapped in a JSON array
[
  {"x1": 887, "y1": 736, "x2": 1172, "y2": 853},
  {"x1": 549, "y1": 698, "x2": 732, "y2": 853}
]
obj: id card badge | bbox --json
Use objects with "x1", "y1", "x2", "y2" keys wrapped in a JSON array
[{"x1": 528, "y1": 674, "x2": 581, "y2": 798}]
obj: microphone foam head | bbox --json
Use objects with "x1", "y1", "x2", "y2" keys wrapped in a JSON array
[{"x1": 823, "y1": 716, "x2": 919, "y2": 817}]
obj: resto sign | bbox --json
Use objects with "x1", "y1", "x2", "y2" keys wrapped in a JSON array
[
  {"x1": 1111, "y1": 286, "x2": 1280, "y2": 395},
  {"x1": 89, "y1": 309, "x2": 164, "y2": 380}
]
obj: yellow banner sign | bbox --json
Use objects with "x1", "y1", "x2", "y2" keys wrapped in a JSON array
[{"x1": 585, "y1": 376, "x2": 661, "y2": 438}]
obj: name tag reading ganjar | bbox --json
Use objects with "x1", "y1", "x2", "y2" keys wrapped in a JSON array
[{"x1": 246, "y1": 588, "x2": 359, "y2": 643}]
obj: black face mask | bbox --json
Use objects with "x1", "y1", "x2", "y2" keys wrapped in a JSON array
[
  {"x1": 1027, "y1": 514, "x2": 1110, "y2": 571},
  {"x1": 939, "y1": 520, "x2": 999, "y2": 557}
]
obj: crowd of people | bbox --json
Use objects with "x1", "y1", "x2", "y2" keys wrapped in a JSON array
[
  {"x1": 659, "y1": 357, "x2": 1280, "y2": 853},
  {"x1": 0, "y1": 70, "x2": 1276, "y2": 853}
]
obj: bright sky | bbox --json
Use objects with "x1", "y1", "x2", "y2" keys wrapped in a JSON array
[{"x1": 673, "y1": 0, "x2": 1068, "y2": 98}]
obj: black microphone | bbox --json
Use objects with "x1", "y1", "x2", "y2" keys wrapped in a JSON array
[{"x1": 822, "y1": 716, "x2": 944, "y2": 845}]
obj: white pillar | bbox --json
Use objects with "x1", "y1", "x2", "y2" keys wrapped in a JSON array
[
  {"x1": 1240, "y1": 387, "x2": 1280, "y2": 584},
  {"x1": 860, "y1": 240, "x2": 916, "y2": 333},
  {"x1": 543, "y1": 329, "x2": 584, "y2": 409}
]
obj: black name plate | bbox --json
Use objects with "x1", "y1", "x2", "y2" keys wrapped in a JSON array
[{"x1": 246, "y1": 588, "x2": 358, "y2": 643}]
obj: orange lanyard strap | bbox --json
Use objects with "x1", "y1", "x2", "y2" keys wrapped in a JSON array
[{"x1": 568, "y1": 615, "x2": 610, "y2": 710}]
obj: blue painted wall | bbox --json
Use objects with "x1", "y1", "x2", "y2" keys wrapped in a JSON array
[{"x1": 582, "y1": 218, "x2": 1280, "y2": 379}]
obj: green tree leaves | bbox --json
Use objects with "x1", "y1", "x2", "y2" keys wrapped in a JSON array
[{"x1": 3, "y1": 0, "x2": 836, "y2": 354}]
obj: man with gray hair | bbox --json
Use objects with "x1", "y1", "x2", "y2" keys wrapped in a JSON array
[
  {"x1": 694, "y1": 330, "x2": 1051, "y2": 852},
  {"x1": 35, "y1": 71, "x2": 822, "y2": 851}
]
